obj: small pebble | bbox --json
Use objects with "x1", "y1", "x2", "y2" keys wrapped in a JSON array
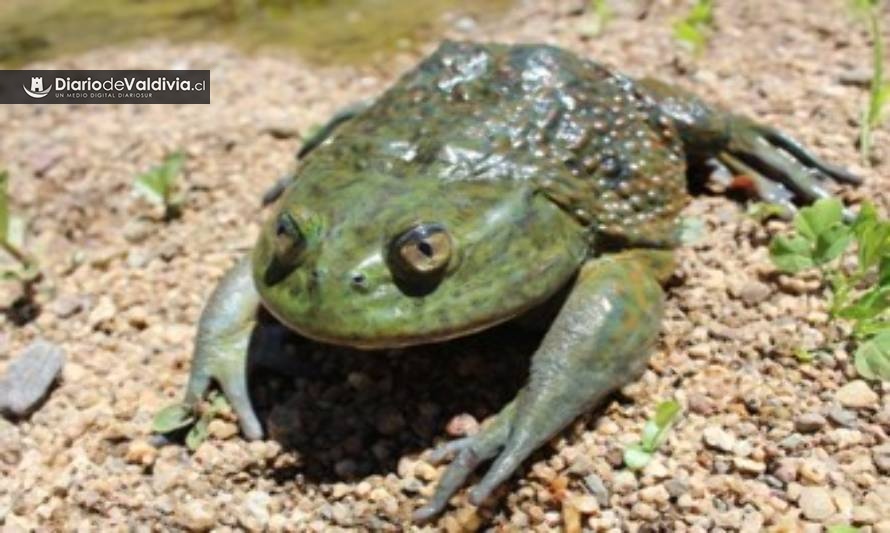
[
  {"x1": 445, "y1": 413, "x2": 479, "y2": 437},
  {"x1": 798, "y1": 486, "x2": 835, "y2": 521},
  {"x1": 569, "y1": 494, "x2": 599, "y2": 514},
  {"x1": 826, "y1": 406, "x2": 857, "y2": 427},
  {"x1": 794, "y1": 412, "x2": 826, "y2": 433},
  {"x1": 0, "y1": 340, "x2": 65, "y2": 417},
  {"x1": 734, "y1": 457, "x2": 766, "y2": 475},
  {"x1": 835, "y1": 380, "x2": 879, "y2": 409},
  {"x1": 125, "y1": 439, "x2": 157, "y2": 466},
  {"x1": 583, "y1": 473, "x2": 610, "y2": 507},
  {"x1": 702, "y1": 426, "x2": 736, "y2": 453},
  {"x1": 176, "y1": 500, "x2": 216, "y2": 531},
  {"x1": 208, "y1": 419, "x2": 238, "y2": 440}
]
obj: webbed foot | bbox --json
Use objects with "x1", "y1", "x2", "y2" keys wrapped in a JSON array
[{"x1": 717, "y1": 116, "x2": 861, "y2": 217}]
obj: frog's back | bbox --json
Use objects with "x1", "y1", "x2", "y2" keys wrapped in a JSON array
[{"x1": 307, "y1": 41, "x2": 689, "y2": 246}]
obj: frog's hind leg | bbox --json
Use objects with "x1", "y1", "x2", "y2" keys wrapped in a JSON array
[
  {"x1": 261, "y1": 100, "x2": 371, "y2": 205},
  {"x1": 413, "y1": 250, "x2": 671, "y2": 521},
  {"x1": 178, "y1": 256, "x2": 264, "y2": 439},
  {"x1": 638, "y1": 77, "x2": 861, "y2": 217}
]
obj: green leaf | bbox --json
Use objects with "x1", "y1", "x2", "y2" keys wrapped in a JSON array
[
  {"x1": 207, "y1": 391, "x2": 231, "y2": 416},
  {"x1": 852, "y1": 201, "x2": 878, "y2": 235},
  {"x1": 673, "y1": 21, "x2": 706, "y2": 50},
  {"x1": 640, "y1": 419, "x2": 659, "y2": 450},
  {"x1": 855, "y1": 330, "x2": 890, "y2": 380},
  {"x1": 794, "y1": 347, "x2": 815, "y2": 362},
  {"x1": 858, "y1": 221, "x2": 890, "y2": 271},
  {"x1": 579, "y1": 0, "x2": 612, "y2": 37},
  {"x1": 838, "y1": 286, "x2": 890, "y2": 320},
  {"x1": 152, "y1": 404, "x2": 196, "y2": 434},
  {"x1": 0, "y1": 170, "x2": 8, "y2": 241},
  {"x1": 770, "y1": 234, "x2": 815, "y2": 273},
  {"x1": 641, "y1": 399, "x2": 682, "y2": 452},
  {"x1": 134, "y1": 152, "x2": 185, "y2": 208},
  {"x1": 186, "y1": 415, "x2": 211, "y2": 451},
  {"x1": 879, "y1": 256, "x2": 890, "y2": 285},
  {"x1": 827, "y1": 524, "x2": 861, "y2": 533},
  {"x1": 813, "y1": 224, "x2": 853, "y2": 266},
  {"x1": 794, "y1": 198, "x2": 844, "y2": 242},
  {"x1": 747, "y1": 202, "x2": 788, "y2": 222},
  {"x1": 623, "y1": 444, "x2": 652, "y2": 471},
  {"x1": 855, "y1": 318, "x2": 890, "y2": 337}
]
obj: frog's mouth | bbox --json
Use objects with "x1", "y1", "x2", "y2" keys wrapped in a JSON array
[{"x1": 260, "y1": 290, "x2": 553, "y2": 350}]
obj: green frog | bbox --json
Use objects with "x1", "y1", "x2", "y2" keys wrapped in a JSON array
[{"x1": 162, "y1": 41, "x2": 859, "y2": 521}]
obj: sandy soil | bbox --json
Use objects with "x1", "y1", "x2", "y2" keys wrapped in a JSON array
[{"x1": 1, "y1": 0, "x2": 889, "y2": 531}]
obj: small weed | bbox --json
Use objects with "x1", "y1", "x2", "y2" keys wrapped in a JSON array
[
  {"x1": 850, "y1": 0, "x2": 889, "y2": 164},
  {"x1": 827, "y1": 525, "x2": 861, "y2": 533},
  {"x1": 578, "y1": 0, "x2": 613, "y2": 38},
  {"x1": 152, "y1": 391, "x2": 232, "y2": 451},
  {"x1": 672, "y1": 0, "x2": 715, "y2": 55},
  {"x1": 770, "y1": 198, "x2": 890, "y2": 380},
  {"x1": 134, "y1": 152, "x2": 186, "y2": 221},
  {"x1": 0, "y1": 170, "x2": 40, "y2": 286},
  {"x1": 623, "y1": 399, "x2": 682, "y2": 470}
]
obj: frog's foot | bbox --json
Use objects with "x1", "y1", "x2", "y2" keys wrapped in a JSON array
[
  {"x1": 413, "y1": 250, "x2": 669, "y2": 522},
  {"x1": 156, "y1": 256, "x2": 264, "y2": 441},
  {"x1": 412, "y1": 403, "x2": 515, "y2": 521},
  {"x1": 717, "y1": 117, "x2": 861, "y2": 217}
]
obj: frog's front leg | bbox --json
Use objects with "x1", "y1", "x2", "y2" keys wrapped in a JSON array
[
  {"x1": 413, "y1": 249, "x2": 672, "y2": 521},
  {"x1": 176, "y1": 256, "x2": 264, "y2": 439},
  {"x1": 639, "y1": 78, "x2": 861, "y2": 216}
]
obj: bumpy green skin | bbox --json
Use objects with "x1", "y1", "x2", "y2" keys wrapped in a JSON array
[
  {"x1": 170, "y1": 41, "x2": 857, "y2": 522},
  {"x1": 253, "y1": 42, "x2": 691, "y2": 345}
]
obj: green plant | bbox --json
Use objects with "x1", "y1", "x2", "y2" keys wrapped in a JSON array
[
  {"x1": 623, "y1": 399, "x2": 682, "y2": 470},
  {"x1": 134, "y1": 152, "x2": 186, "y2": 220},
  {"x1": 0, "y1": 170, "x2": 39, "y2": 284},
  {"x1": 827, "y1": 525, "x2": 860, "y2": 533},
  {"x1": 769, "y1": 198, "x2": 890, "y2": 380},
  {"x1": 850, "y1": 0, "x2": 889, "y2": 164},
  {"x1": 578, "y1": 0, "x2": 613, "y2": 38},
  {"x1": 672, "y1": 0, "x2": 714, "y2": 54},
  {"x1": 152, "y1": 391, "x2": 231, "y2": 451}
]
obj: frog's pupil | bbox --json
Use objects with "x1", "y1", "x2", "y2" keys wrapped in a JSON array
[{"x1": 417, "y1": 241, "x2": 434, "y2": 258}]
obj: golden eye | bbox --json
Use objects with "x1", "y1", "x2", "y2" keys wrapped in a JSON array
[
  {"x1": 388, "y1": 223, "x2": 453, "y2": 287},
  {"x1": 274, "y1": 211, "x2": 305, "y2": 265},
  {"x1": 263, "y1": 210, "x2": 306, "y2": 285},
  {"x1": 398, "y1": 230, "x2": 452, "y2": 274}
]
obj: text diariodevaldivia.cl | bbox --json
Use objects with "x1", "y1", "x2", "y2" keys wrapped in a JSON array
[{"x1": 52, "y1": 77, "x2": 206, "y2": 92}]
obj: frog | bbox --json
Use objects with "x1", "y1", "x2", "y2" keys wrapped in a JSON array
[{"x1": 160, "y1": 41, "x2": 860, "y2": 521}]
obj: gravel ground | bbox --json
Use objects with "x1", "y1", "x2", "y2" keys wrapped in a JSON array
[{"x1": 1, "y1": 0, "x2": 889, "y2": 531}]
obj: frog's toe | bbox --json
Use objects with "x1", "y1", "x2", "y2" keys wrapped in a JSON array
[
  {"x1": 722, "y1": 117, "x2": 861, "y2": 208},
  {"x1": 413, "y1": 404, "x2": 514, "y2": 522},
  {"x1": 759, "y1": 126, "x2": 862, "y2": 185},
  {"x1": 180, "y1": 357, "x2": 264, "y2": 441},
  {"x1": 217, "y1": 369, "x2": 264, "y2": 440},
  {"x1": 719, "y1": 152, "x2": 797, "y2": 218}
]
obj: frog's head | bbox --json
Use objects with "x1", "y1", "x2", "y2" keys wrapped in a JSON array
[{"x1": 252, "y1": 173, "x2": 586, "y2": 348}]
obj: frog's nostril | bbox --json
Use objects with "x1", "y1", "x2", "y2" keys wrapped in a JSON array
[{"x1": 350, "y1": 272, "x2": 369, "y2": 290}]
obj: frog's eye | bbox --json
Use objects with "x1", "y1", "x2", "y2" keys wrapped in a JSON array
[
  {"x1": 274, "y1": 212, "x2": 306, "y2": 265},
  {"x1": 264, "y1": 211, "x2": 306, "y2": 285},
  {"x1": 388, "y1": 223, "x2": 453, "y2": 285}
]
